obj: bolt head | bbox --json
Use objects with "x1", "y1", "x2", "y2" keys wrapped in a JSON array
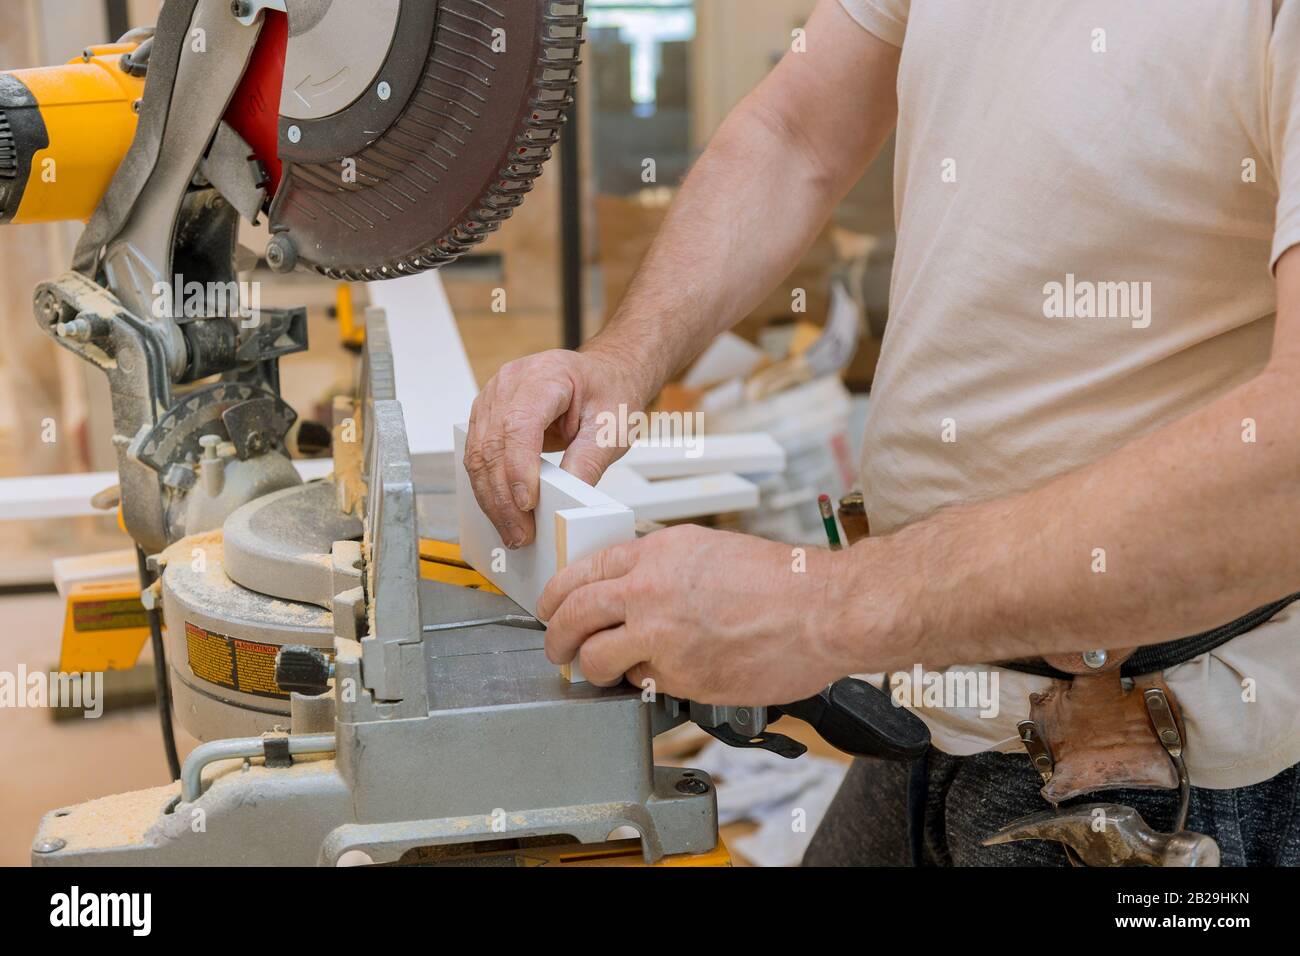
[
  {"x1": 675, "y1": 775, "x2": 709, "y2": 795},
  {"x1": 33, "y1": 838, "x2": 66, "y2": 854},
  {"x1": 37, "y1": 291, "x2": 61, "y2": 322},
  {"x1": 1082, "y1": 649, "x2": 1109, "y2": 669},
  {"x1": 287, "y1": 124, "x2": 302, "y2": 144},
  {"x1": 265, "y1": 234, "x2": 298, "y2": 273},
  {"x1": 377, "y1": 81, "x2": 392, "y2": 101}
]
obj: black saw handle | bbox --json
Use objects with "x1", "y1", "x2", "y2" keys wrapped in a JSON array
[{"x1": 773, "y1": 676, "x2": 931, "y2": 761}]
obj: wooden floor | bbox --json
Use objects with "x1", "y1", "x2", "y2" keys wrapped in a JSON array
[{"x1": 0, "y1": 591, "x2": 199, "y2": 866}]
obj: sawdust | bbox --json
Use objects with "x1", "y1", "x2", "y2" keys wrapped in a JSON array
[
  {"x1": 40, "y1": 784, "x2": 177, "y2": 849},
  {"x1": 37, "y1": 754, "x2": 342, "y2": 852},
  {"x1": 164, "y1": 533, "x2": 332, "y2": 628}
]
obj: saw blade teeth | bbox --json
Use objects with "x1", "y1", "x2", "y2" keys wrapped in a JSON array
[{"x1": 273, "y1": 0, "x2": 585, "y2": 279}]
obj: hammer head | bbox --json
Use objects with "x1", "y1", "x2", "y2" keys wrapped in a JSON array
[{"x1": 981, "y1": 803, "x2": 1220, "y2": 867}]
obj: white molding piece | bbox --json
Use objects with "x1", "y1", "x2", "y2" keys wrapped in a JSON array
[
  {"x1": 612, "y1": 433, "x2": 784, "y2": 479},
  {"x1": 0, "y1": 459, "x2": 336, "y2": 522},
  {"x1": 454, "y1": 424, "x2": 635, "y2": 683},
  {"x1": 681, "y1": 332, "x2": 766, "y2": 389},
  {"x1": 368, "y1": 271, "x2": 477, "y2": 461},
  {"x1": 554, "y1": 506, "x2": 634, "y2": 683},
  {"x1": 52, "y1": 549, "x2": 139, "y2": 599},
  {"x1": 0, "y1": 472, "x2": 118, "y2": 521},
  {"x1": 597, "y1": 467, "x2": 760, "y2": 523},
  {"x1": 592, "y1": 433, "x2": 786, "y2": 522}
]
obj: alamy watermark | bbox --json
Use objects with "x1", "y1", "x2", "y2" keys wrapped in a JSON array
[
  {"x1": 0, "y1": 666, "x2": 103, "y2": 718},
  {"x1": 151, "y1": 274, "x2": 261, "y2": 327},
  {"x1": 50, "y1": 886, "x2": 150, "y2": 936},
  {"x1": 595, "y1": 404, "x2": 705, "y2": 458},
  {"x1": 889, "y1": 664, "x2": 999, "y2": 718},
  {"x1": 1042, "y1": 273, "x2": 1151, "y2": 329}
]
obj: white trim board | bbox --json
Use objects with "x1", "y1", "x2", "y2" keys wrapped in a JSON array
[
  {"x1": 368, "y1": 271, "x2": 477, "y2": 461},
  {"x1": 453, "y1": 424, "x2": 636, "y2": 683},
  {"x1": 590, "y1": 432, "x2": 786, "y2": 522},
  {"x1": 596, "y1": 467, "x2": 760, "y2": 523},
  {"x1": 0, "y1": 459, "x2": 336, "y2": 522},
  {"x1": 614, "y1": 433, "x2": 784, "y2": 479}
]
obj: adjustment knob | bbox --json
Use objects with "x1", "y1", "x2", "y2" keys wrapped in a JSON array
[{"x1": 275, "y1": 644, "x2": 332, "y2": 696}]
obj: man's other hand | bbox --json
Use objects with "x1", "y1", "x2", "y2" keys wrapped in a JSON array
[
  {"x1": 464, "y1": 349, "x2": 648, "y2": 548},
  {"x1": 538, "y1": 525, "x2": 864, "y2": 705}
]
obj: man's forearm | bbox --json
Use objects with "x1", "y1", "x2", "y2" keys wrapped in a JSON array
[
  {"x1": 583, "y1": 2, "x2": 900, "y2": 400},
  {"x1": 842, "y1": 252, "x2": 1300, "y2": 673},
  {"x1": 585, "y1": 104, "x2": 843, "y2": 397}
]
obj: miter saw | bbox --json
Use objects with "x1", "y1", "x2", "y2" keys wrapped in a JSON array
[{"x1": 5, "y1": 0, "x2": 928, "y2": 866}]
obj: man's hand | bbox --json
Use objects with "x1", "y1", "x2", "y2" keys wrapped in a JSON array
[
  {"x1": 538, "y1": 525, "x2": 863, "y2": 705},
  {"x1": 464, "y1": 348, "x2": 649, "y2": 548}
]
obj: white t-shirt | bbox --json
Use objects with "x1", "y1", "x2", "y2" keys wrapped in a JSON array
[{"x1": 840, "y1": 0, "x2": 1300, "y2": 788}]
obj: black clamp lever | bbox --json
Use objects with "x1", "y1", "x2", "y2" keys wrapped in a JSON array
[{"x1": 694, "y1": 676, "x2": 931, "y2": 762}]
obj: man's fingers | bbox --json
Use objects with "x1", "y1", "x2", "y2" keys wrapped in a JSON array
[
  {"x1": 537, "y1": 540, "x2": 639, "y2": 621},
  {"x1": 464, "y1": 363, "x2": 581, "y2": 548},
  {"x1": 625, "y1": 664, "x2": 662, "y2": 697},
  {"x1": 544, "y1": 579, "x2": 629, "y2": 665},
  {"x1": 500, "y1": 380, "x2": 572, "y2": 513},
  {"x1": 465, "y1": 390, "x2": 528, "y2": 547},
  {"x1": 576, "y1": 626, "x2": 649, "y2": 687},
  {"x1": 465, "y1": 433, "x2": 533, "y2": 548}
]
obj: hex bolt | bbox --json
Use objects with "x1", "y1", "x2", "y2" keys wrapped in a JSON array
[
  {"x1": 675, "y1": 774, "x2": 709, "y2": 795},
  {"x1": 33, "y1": 838, "x2": 66, "y2": 854},
  {"x1": 1082, "y1": 649, "x2": 1109, "y2": 669},
  {"x1": 265, "y1": 233, "x2": 298, "y2": 273},
  {"x1": 377, "y1": 81, "x2": 391, "y2": 101}
]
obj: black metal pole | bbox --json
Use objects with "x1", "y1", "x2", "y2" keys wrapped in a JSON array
[
  {"x1": 105, "y1": 0, "x2": 130, "y2": 41},
  {"x1": 559, "y1": 104, "x2": 583, "y2": 350}
]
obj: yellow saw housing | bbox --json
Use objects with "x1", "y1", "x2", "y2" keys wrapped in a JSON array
[{"x1": 0, "y1": 45, "x2": 144, "y2": 224}]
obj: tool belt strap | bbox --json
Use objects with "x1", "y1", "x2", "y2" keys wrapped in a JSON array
[{"x1": 1000, "y1": 591, "x2": 1300, "y2": 681}]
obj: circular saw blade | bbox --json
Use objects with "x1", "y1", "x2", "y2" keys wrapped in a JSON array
[{"x1": 266, "y1": 0, "x2": 584, "y2": 280}]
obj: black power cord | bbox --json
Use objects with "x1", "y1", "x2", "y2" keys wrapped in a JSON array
[{"x1": 135, "y1": 546, "x2": 182, "y2": 781}]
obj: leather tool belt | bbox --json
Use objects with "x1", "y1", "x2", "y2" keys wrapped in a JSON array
[
  {"x1": 984, "y1": 593, "x2": 1300, "y2": 867},
  {"x1": 1022, "y1": 649, "x2": 1181, "y2": 803}
]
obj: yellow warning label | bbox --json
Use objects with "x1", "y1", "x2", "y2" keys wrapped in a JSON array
[
  {"x1": 185, "y1": 623, "x2": 296, "y2": 700},
  {"x1": 232, "y1": 637, "x2": 282, "y2": 698},
  {"x1": 72, "y1": 597, "x2": 148, "y2": 632}
]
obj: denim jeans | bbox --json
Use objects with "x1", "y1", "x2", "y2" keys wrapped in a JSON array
[{"x1": 803, "y1": 748, "x2": 1300, "y2": 866}]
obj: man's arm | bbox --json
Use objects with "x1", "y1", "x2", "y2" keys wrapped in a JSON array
[
  {"x1": 536, "y1": 250, "x2": 1300, "y2": 704},
  {"x1": 586, "y1": 0, "x2": 900, "y2": 397},
  {"x1": 463, "y1": 0, "x2": 900, "y2": 547},
  {"x1": 841, "y1": 247, "x2": 1300, "y2": 673}
]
